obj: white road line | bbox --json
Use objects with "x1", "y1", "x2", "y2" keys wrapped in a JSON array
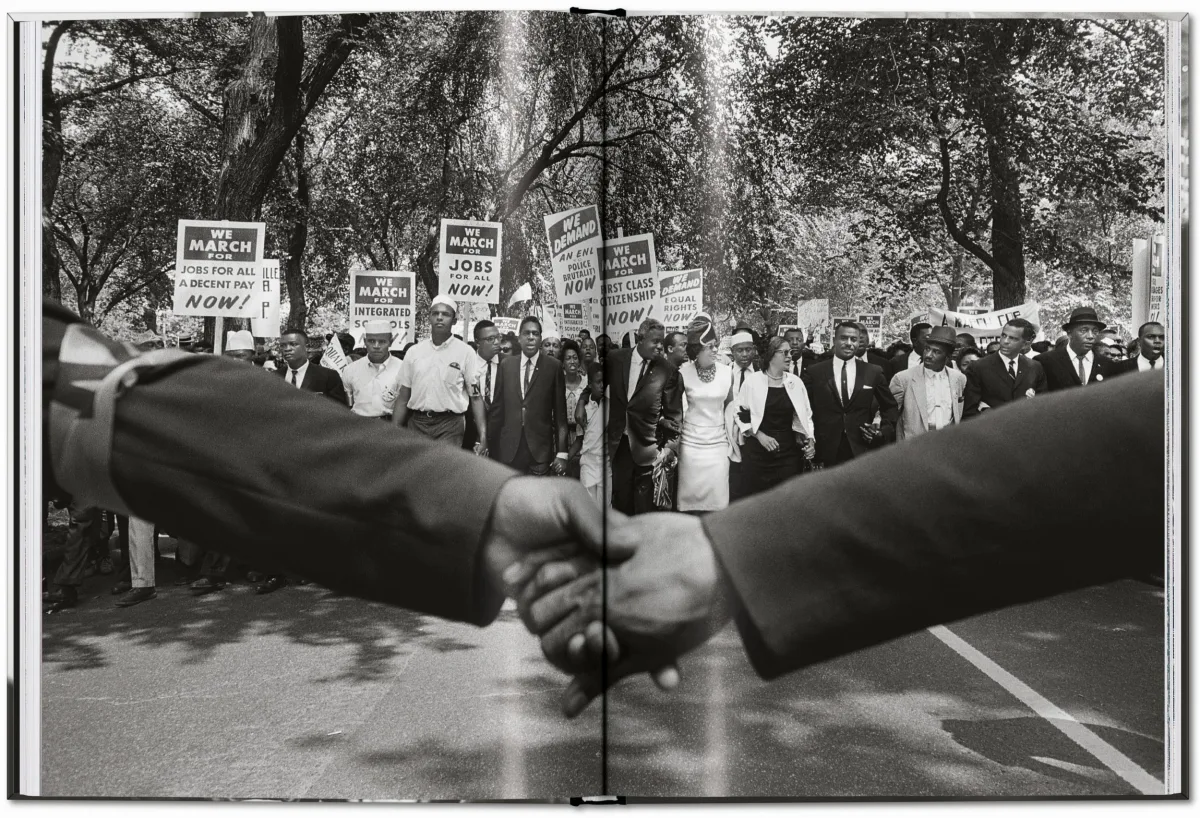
[{"x1": 928, "y1": 624, "x2": 1164, "y2": 795}]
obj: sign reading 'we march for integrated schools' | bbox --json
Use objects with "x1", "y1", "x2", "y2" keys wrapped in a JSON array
[
  {"x1": 351, "y1": 270, "x2": 415, "y2": 344},
  {"x1": 172, "y1": 220, "x2": 266, "y2": 318},
  {"x1": 545, "y1": 206, "x2": 602, "y2": 303},
  {"x1": 602, "y1": 233, "x2": 658, "y2": 340},
  {"x1": 438, "y1": 218, "x2": 502, "y2": 303}
]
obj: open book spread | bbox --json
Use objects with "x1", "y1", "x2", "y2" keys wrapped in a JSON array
[{"x1": 15, "y1": 7, "x2": 1183, "y2": 802}]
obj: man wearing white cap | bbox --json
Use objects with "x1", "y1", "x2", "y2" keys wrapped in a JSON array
[
  {"x1": 393, "y1": 295, "x2": 487, "y2": 450},
  {"x1": 725, "y1": 330, "x2": 758, "y2": 502},
  {"x1": 223, "y1": 329, "x2": 257, "y2": 363},
  {"x1": 342, "y1": 319, "x2": 405, "y2": 421}
]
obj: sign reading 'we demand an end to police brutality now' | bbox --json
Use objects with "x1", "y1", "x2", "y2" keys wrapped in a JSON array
[
  {"x1": 545, "y1": 206, "x2": 602, "y2": 304},
  {"x1": 351, "y1": 271, "x2": 416, "y2": 345},
  {"x1": 438, "y1": 218, "x2": 502, "y2": 304},
  {"x1": 602, "y1": 233, "x2": 658, "y2": 340},
  {"x1": 172, "y1": 220, "x2": 266, "y2": 317}
]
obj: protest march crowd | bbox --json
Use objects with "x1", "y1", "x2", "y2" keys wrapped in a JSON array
[{"x1": 44, "y1": 295, "x2": 1167, "y2": 613}]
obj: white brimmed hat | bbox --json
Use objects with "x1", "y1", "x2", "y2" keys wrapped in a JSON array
[
  {"x1": 430, "y1": 294, "x2": 458, "y2": 315},
  {"x1": 364, "y1": 319, "x2": 393, "y2": 335},
  {"x1": 729, "y1": 332, "x2": 755, "y2": 348},
  {"x1": 225, "y1": 330, "x2": 255, "y2": 352}
]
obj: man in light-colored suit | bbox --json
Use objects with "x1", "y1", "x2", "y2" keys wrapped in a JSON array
[{"x1": 889, "y1": 326, "x2": 967, "y2": 440}]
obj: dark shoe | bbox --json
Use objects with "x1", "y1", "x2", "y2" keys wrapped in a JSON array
[
  {"x1": 255, "y1": 576, "x2": 286, "y2": 595},
  {"x1": 245, "y1": 571, "x2": 265, "y2": 583},
  {"x1": 173, "y1": 570, "x2": 202, "y2": 586},
  {"x1": 115, "y1": 587, "x2": 156, "y2": 607},
  {"x1": 45, "y1": 586, "x2": 77, "y2": 612},
  {"x1": 190, "y1": 577, "x2": 225, "y2": 595},
  {"x1": 110, "y1": 580, "x2": 132, "y2": 595}
]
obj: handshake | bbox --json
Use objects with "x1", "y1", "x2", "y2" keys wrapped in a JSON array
[{"x1": 482, "y1": 477, "x2": 735, "y2": 717}]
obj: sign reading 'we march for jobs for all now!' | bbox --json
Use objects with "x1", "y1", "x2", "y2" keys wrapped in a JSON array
[
  {"x1": 351, "y1": 271, "x2": 416, "y2": 345},
  {"x1": 545, "y1": 205, "x2": 602, "y2": 304},
  {"x1": 602, "y1": 233, "x2": 658, "y2": 340},
  {"x1": 438, "y1": 218, "x2": 502, "y2": 304},
  {"x1": 172, "y1": 220, "x2": 266, "y2": 317}
]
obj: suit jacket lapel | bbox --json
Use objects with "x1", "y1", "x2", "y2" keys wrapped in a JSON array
[
  {"x1": 520, "y1": 354, "x2": 542, "y2": 404},
  {"x1": 827, "y1": 362, "x2": 841, "y2": 408},
  {"x1": 910, "y1": 369, "x2": 930, "y2": 426},
  {"x1": 852, "y1": 360, "x2": 870, "y2": 409}
]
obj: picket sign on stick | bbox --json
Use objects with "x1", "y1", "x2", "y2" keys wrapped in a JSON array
[
  {"x1": 601, "y1": 232, "x2": 658, "y2": 341},
  {"x1": 172, "y1": 220, "x2": 266, "y2": 318},
  {"x1": 544, "y1": 205, "x2": 602, "y2": 304},
  {"x1": 438, "y1": 218, "x2": 502, "y2": 304}
]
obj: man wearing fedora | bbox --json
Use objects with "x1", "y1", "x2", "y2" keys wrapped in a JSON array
[
  {"x1": 963, "y1": 317, "x2": 1047, "y2": 418},
  {"x1": 1035, "y1": 307, "x2": 1116, "y2": 392},
  {"x1": 888, "y1": 326, "x2": 967, "y2": 439}
]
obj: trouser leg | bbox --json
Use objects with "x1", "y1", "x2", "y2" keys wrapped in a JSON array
[{"x1": 128, "y1": 517, "x2": 156, "y2": 589}]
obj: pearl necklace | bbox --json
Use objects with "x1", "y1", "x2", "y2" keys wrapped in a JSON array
[{"x1": 696, "y1": 363, "x2": 717, "y2": 383}]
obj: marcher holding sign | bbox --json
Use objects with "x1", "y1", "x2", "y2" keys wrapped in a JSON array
[
  {"x1": 350, "y1": 271, "x2": 416, "y2": 345},
  {"x1": 658, "y1": 269, "x2": 702, "y2": 331},
  {"x1": 439, "y1": 218, "x2": 502, "y2": 304},
  {"x1": 602, "y1": 233, "x2": 658, "y2": 341},
  {"x1": 172, "y1": 220, "x2": 266, "y2": 318},
  {"x1": 545, "y1": 206, "x2": 603, "y2": 304}
]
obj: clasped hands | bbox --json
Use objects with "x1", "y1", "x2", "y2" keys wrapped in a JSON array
[{"x1": 483, "y1": 477, "x2": 732, "y2": 717}]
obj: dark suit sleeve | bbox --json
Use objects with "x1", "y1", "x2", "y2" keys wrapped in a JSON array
[
  {"x1": 871, "y1": 367, "x2": 898, "y2": 443},
  {"x1": 553, "y1": 362, "x2": 569, "y2": 455},
  {"x1": 489, "y1": 358, "x2": 506, "y2": 435},
  {"x1": 660, "y1": 366, "x2": 684, "y2": 448},
  {"x1": 45, "y1": 304, "x2": 515, "y2": 626},
  {"x1": 963, "y1": 365, "x2": 984, "y2": 419},
  {"x1": 1032, "y1": 359, "x2": 1049, "y2": 393},
  {"x1": 326, "y1": 367, "x2": 349, "y2": 406},
  {"x1": 702, "y1": 371, "x2": 1164, "y2": 680}
]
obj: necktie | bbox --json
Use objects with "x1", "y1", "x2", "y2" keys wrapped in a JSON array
[
  {"x1": 738, "y1": 368, "x2": 746, "y2": 390},
  {"x1": 793, "y1": 360, "x2": 800, "y2": 376},
  {"x1": 523, "y1": 358, "x2": 533, "y2": 397},
  {"x1": 635, "y1": 358, "x2": 649, "y2": 392},
  {"x1": 1076, "y1": 355, "x2": 1086, "y2": 383},
  {"x1": 840, "y1": 361, "x2": 849, "y2": 405},
  {"x1": 290, "y1": 368, "x2": 298, "y2": 386},
  {"x1": 485, "y1": 361, "x2": 492, "y2": 402},
  {"x1": 1007, "y1": 359, "x2": 1016, "y2": 382}
]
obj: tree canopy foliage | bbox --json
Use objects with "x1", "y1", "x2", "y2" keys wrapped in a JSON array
[{"x1": 44, "y1": 12, "x2": 1166, "y2": 343}]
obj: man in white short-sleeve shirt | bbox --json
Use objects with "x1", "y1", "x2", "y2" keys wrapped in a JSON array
[
  {"x1": 342, "y1": 319, "x2": 405, "y2": 420},
  {"x1": 393, "y1": 295, "x2": 487, "y2": 450}
]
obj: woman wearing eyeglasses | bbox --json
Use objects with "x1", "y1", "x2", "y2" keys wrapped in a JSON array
[
  {"x1": 675, "y1": 320, "x2": 734, "y2": 512},
  {"x1": 734, "y1": 335, "x2": 816, "y2": 496}
]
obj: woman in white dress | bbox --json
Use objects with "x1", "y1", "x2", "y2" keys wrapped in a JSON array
[{"x1": 676, "y1": 320, "x2": 734, "y2": 512}]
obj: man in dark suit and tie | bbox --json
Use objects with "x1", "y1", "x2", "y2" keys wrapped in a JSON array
[
  {"x1": 884, "y1": 322, "x2": 932, "y2": 382},
  {"x1": 276, "y1": 329, "x2": 348, "y2": 405},
  {"x1": 802, "y1": 322, "x2": 897, "y2": 469},
  {"x1": 963, "y1": 318, "x2": 1048, "y2": 418},
  {"x1": 467, "y1": 319, "x2": 501, "y2": 456},
  {"x1": 605, "y1": 317, "x2": 684, "y2": 515},
  {"x1": 1034, "y1": 307, "x2": 1116, "y2": 392},
  {"x1": 1113, "y1": 321, "x2": 1166, "y2": 376},
  {"x1": 489, "y1": 316, "x2": 570, "y2": 476}
]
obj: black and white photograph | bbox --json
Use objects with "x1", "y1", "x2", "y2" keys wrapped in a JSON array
[{"x1": 11, "y1": 4, "x2": 1184, "y2": 803}]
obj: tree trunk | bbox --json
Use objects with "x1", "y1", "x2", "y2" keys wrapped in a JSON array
[
  {"x1": 986, "y1": 127, "x2": 1027, "y2": 309},
  {"x1": 284, "y1": 130, "x2": 310, "y2": 332},
  {"x1": 42, "y1": 22, "x2": 72, "y2": 302}
]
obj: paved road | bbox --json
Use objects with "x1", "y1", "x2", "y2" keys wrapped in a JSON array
[{"x1": 41, "y1": 552, "x2": 1164, "y2": 800}]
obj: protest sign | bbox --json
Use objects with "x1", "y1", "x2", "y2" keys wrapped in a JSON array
[
  {"x1": 545, "y1": 206, "x2": 602, "y2": 303},
  {"x1": 350, "y1": 271, "x2": 415, "y2": 345},
  {"x1": 923, "y1": 302, "x2": 1041, "y2": 338},
  {"x1": 438, "y1": 218, "x2": 502, "y2": 303},
  {"x1": 1149, "y1": 235, "x2": 1165, "y2": 324},
  {"x1": 172, "y1": 220, "x2": 265, "y2": 317},
  {"x1": 830, "y1": 315, "x2": 854, "y2": 332},
  {"x1": 559, "y1": 302, "x2": 591, "y2": 338},
  {"x1": 492, "y1": 317, "x2": 520, "y2": 336},
  {"x1": 658, "y1": 269, "x2": 702, "y2": 330},
  {"x1": 602, "y1": 233, "x2": 657, "y2": 340},
  {"x1": 777, "y1": 324, "x2": 798, "y2": 337},
  {"x1": 796, "y1": 299, "x2": 830, "y2": 341},
  {"x1": 321, "y1": 335, "x2": 348, "y2": 372},
  {"x1": 857, "y1": 313, "x2": 884, "y2": 343},
  {"x1": 250, "y1": 259, "x2": 281, "y2": 338}
]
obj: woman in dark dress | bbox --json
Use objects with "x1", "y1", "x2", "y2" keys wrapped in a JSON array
[{"x1": 734, "y1": 336, "x2": 816, "y2": 496}]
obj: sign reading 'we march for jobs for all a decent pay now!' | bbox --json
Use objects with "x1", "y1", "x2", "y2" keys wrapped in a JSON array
[
  {"x1": 172, "y1": 220, "x2": 266, "y2": 318},
  {"x1": 438, "y1": 218, "x2": 502, "y2": 304}
]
